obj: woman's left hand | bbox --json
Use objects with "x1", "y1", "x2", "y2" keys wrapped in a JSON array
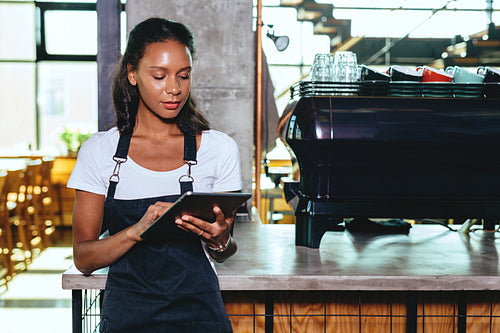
[{"x1": 174, "y1": 206, "x2": 233, "y2": 249}]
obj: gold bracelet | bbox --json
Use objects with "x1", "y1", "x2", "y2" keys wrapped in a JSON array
[{"x1": 208, "y1": 235, "x2": 231, "y2": 253}]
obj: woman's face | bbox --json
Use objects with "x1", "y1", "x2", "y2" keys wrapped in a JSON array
[{"x1": 128, "y1": 40, "x2": 192, "y2": 120}]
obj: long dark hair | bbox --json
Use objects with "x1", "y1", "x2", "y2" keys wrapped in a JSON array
[{"x1": 112, "y1": 18, "x2": 210, "y2": 135}]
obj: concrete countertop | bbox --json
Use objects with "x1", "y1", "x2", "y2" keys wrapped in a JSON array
[{"x1": 62, "y1": 222, "x2": 500, "y2": 291}]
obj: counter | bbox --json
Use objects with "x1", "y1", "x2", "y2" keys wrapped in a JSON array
[{"x1": 63, "y1": 222, "x2": 500, "y2": 333}]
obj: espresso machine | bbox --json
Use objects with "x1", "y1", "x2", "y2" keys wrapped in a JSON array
[{"x1": 280, "y1": 81, "x2": 500, "y2": 248}]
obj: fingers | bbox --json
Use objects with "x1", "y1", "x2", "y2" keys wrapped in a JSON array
[
  {"x1": 154, "y1": 201, "x2": 173, "y2": 208},
  {"x1": 152, "y1": 201, "x2": 173, "y2": 216},
  {"x1": 127, "y1": 206, "x2": 159, "y2": 242},
  {"x1": 147, "y1": 208, "x2": 160, "y2": 225},
  {"x1": 175, "y1": 215, "x2": 210, "y2": 237},
  {"x1": 213, "y1": 206, "x2": 234, "y2": 227},
  {"x1": 175, "y1": 210, "x2": 232, "y2": 249}
]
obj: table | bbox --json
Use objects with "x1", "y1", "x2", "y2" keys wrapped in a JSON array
[
  {"x1": 0, "y1": 158, "x2": 31, "y2": 171},
  {"x1": 63, "y1": 222, "x2": 500, "y2": 332}
]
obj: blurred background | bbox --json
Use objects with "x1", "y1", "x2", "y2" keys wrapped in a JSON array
[{"x1": 1, "y1": 0, "x2": 499, "y2": 153}]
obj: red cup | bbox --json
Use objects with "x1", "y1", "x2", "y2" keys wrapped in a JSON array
[{"x1": 416, "y1": 66, "x2": 453, "y2": 82}]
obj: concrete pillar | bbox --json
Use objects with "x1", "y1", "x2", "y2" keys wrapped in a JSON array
[
  {"x1": 126, "y1": 0, "x2": 255, "y2": 195},
  {"x1": 97, "y1": 0, "x2": 121, "y2": 131}
]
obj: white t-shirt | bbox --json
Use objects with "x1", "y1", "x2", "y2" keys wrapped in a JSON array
[{"x1": 68, "y1": 127, "x2": 242, "y2": 198}]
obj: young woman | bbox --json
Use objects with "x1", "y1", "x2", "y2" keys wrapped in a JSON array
[{"x1": 68, "y1": 18, "x2": 241, "y2": 332}]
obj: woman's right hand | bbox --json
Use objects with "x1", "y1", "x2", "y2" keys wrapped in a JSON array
[
  {"x1": 127, "y1": 201, "x2": 174, "y2": 241},
  {"x1": 73, "y1": 191, "x2": 173, "y2": 275}
]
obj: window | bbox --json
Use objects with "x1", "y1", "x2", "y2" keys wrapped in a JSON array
[
  {"x1": 0, "y1": 2, "x2": 36, "y2": 152},
  {"x1": 44, "y1": 10, "x2": 97, "y2": 55},
  {"x1": 0, "y1": 1, "x2": 125, "y2": 154},
  {"x1": 37, "y1": 61, "x2": 98, "y2": 152},
  {"x1": 0, "y1": 2, "x2": 35, "y2": 61}
]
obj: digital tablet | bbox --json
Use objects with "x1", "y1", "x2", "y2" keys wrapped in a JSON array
[{"x1": 140, "y1": 191, "x2": 251, "y2": 240}]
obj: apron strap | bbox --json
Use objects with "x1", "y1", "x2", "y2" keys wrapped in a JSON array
[
  {"x1": 106, "y1": 132, "x2": 198, "y2": 201},
  {"x1": 179, "y1": 133, "x2": 197, "y2": 194},
  {"x1": 106, "y1": 133, "x2": 132, "y2": 202}
]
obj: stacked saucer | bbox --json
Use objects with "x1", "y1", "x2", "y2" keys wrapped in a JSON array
[
  {"x1": 328, "y1": 82, "x2": 360, "y2": 96},
  {"x1": 452, "y1": 83, "x2": 483, "y2": 98},
  {"x1": 389, "y1": 81, "x2": 421, "y2": 97},
  {"x1": 421, "y1": 82, "x2": 453, "y2": 97},
  {"x1": 299, "y1": 81, "x2": 360, "y2": 96}
]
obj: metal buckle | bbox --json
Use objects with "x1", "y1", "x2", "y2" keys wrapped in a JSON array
[
  {"x1": 178, "y1": 174, "x2": 194, "y2": 183},
  {"x1": 109, "y1": 156, "x2": 128, "y2": 183},
  {"x1": 178, "y1": 160, "x2": 197, "y2": 184}
]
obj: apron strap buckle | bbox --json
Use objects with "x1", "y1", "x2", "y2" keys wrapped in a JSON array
[
  {"x1": 183, "y1": 160, "x2": 197, "y2": 178},
  {"x1": 109, "y1": 156, "x2": 127, "y2": 183}
]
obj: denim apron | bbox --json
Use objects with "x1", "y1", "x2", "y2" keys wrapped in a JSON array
[{"x1": 99, "y1": 133, "x2": 232, "y2": 333}]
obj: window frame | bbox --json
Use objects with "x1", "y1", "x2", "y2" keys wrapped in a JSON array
[{"x1": 35, "y1": 1, "x2": 124, "y2": 61}]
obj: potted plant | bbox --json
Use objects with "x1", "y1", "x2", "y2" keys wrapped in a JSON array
[{"x1": 60, "y1": 127, "x2": 92, "y2": 156}]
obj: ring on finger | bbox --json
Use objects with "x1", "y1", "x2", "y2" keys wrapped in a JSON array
[{"x1": 198, "y1": 229, "x2": 204, "y2": 236}]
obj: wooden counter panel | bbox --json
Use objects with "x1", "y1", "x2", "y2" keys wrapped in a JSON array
[
  {"x1": 222, "y1": 290, "x2": 500, "y2": 333},
  {"x1": 222, "y1": 291, "x2": 266, "y2": 333},
  {"x1": 417, "y1": 292, "x2": 456, "y2": 333},
  {"x1": 466, "y1": 292, "x2": 500, "y2": 333},
  {"x1": 326, "y1": 292, "x2": 361, "y2": 332}
]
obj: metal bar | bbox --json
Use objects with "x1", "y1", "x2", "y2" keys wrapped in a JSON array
[
  {"x1": 330, "y1": 6, "x2": 500, "y2": 12},
  {"x1": 457, "y1": 292, "x2": 467, "y2": 333},
  {"x1": 407, "y1": 292, "x2": 417, "y2": 333},
  {"x1": 34, "y1": 5, "x2": 42, "y2": 150},
  {"x1": 72, "y1": 289, "x2": 82, "y2": 333},
  {"x1": 35, "y1": 59, "x2": 40, "y2": 150},
  {"x1": 266, "y1": 3, "x2": 500, "y2": 11},
  {"x1": 255, "y1": 0, "x2": 263, "y2": 218},
  {"x1": 487, "y1": 0, "x2": 494, "y2": 24},
  {"x1": 265, "y1": 291, "x2": 274, "y2": 333},
  {"x1": 35, "y1": 2, "x2": 96, "y2": 11},
  {"x1": 37, "y1": 54, "x2": 96, "y2": 61}
]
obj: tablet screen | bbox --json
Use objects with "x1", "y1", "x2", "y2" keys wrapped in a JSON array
[{"x1": 140, "y1": 191, "x2": 251, "y2": 240}]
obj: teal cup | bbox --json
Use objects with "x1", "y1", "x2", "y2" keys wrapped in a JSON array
[{"x1": 445, "y1": 66, "x2": 484, "y2": 83}]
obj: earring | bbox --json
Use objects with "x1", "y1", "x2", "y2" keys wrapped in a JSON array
[{"x1": 130, "y1": 80, "x2": 136, "y2": 86}]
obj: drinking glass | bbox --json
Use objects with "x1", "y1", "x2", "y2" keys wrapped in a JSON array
[
  {"x1": 333, "y1": 51, "x2": 358, "y2": 82},
  {"x1": 310, "y1": 53, "x2": 334, "y2": 82}
]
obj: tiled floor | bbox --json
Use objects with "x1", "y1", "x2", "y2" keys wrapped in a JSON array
[{"x1": 0, "y1": 229, "x2": 74, "y2": 333}]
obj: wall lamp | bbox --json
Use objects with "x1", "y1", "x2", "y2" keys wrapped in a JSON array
[{"x1": 266, "y1": 24, "x2": 289, "y2": 52}]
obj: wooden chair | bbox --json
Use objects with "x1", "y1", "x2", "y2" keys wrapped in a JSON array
[
  {"x1": 37, "y1": 156, "x2": 56, "y2": 245},
  {"x1": 3, "y1": 168, "x2": 30, "y2": 273},
  {"x1": 0, "y1": 170, "x2": 13, "y2": 288},
  {"x1": 22, "y1": 159, "x2": 45, "y2": 254}
]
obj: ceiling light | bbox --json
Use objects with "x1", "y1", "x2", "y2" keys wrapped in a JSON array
[{"x1": 266, "y1": 24, "x2": 290, "y2": 52}]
